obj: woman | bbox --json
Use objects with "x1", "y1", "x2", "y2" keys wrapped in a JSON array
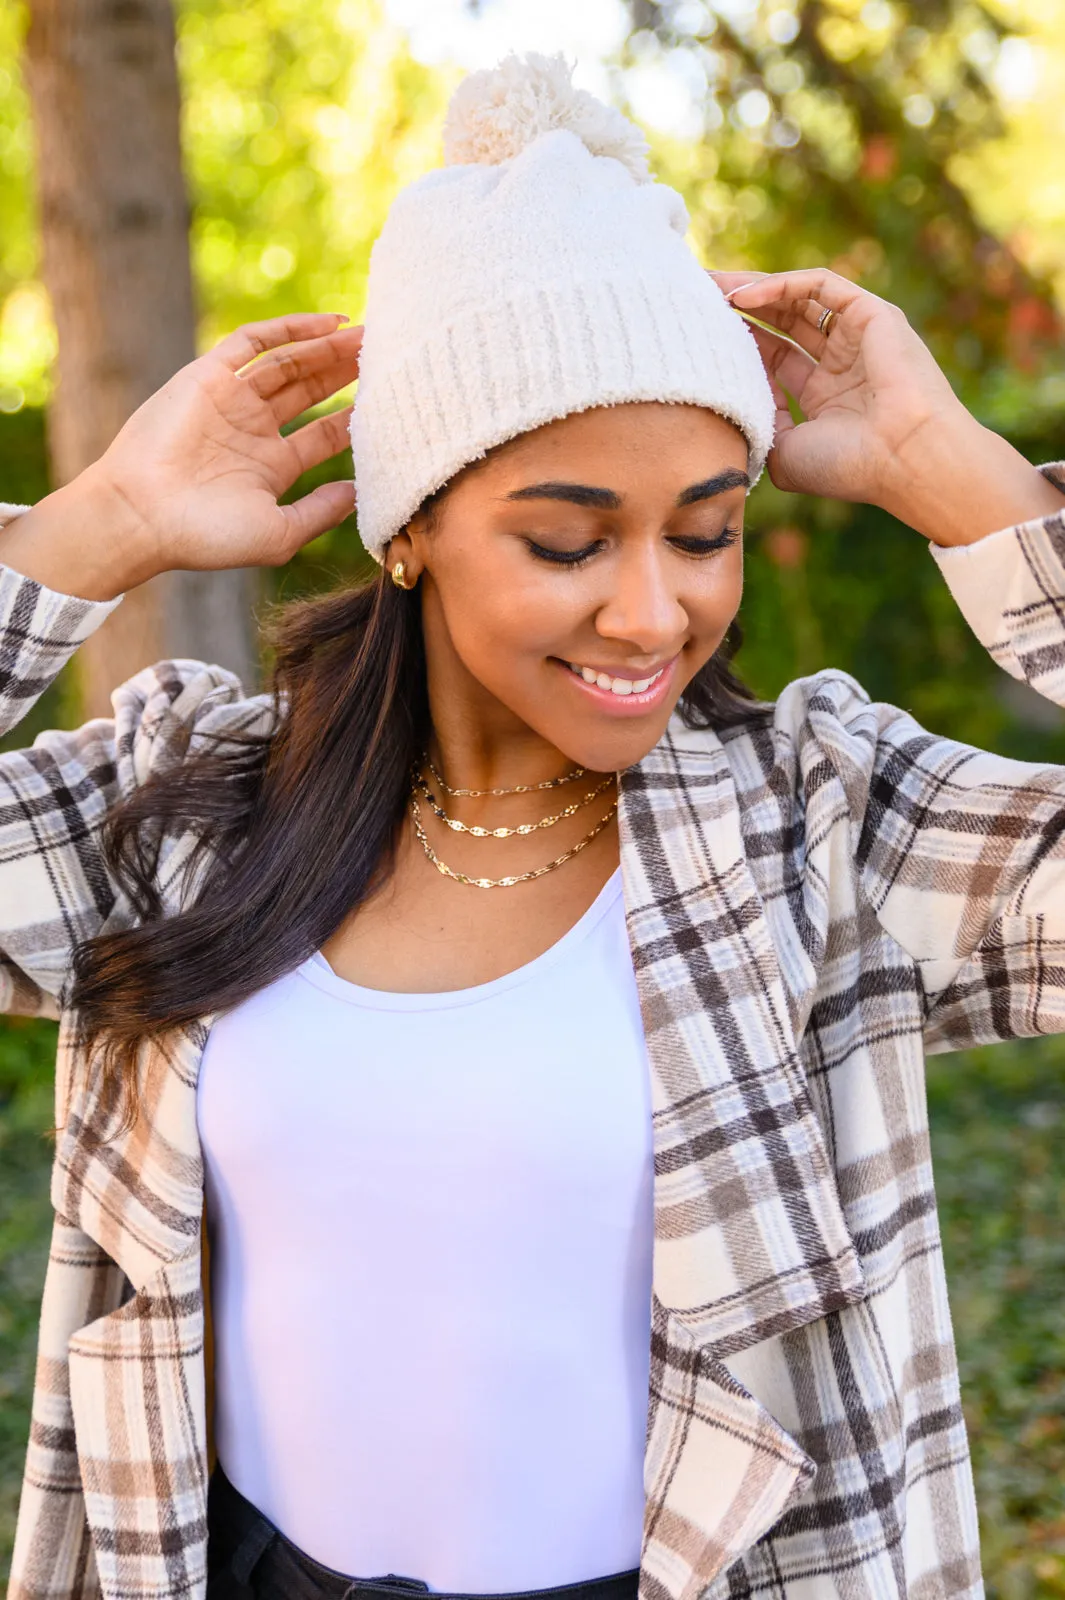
[{"x1": 4, "y1": 52, "x2": 1064, "y2": 1600}]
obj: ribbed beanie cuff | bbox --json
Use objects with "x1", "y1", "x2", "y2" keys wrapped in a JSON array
[{"x1": 353, "y1": 269, "x2": 773, "y2": 557}]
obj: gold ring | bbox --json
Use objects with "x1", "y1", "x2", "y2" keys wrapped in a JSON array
[{"x1": 817, "y1": 307, "x2": 836, "y2": 336}]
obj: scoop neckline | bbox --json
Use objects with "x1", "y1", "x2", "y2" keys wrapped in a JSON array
[{"x1": 295, "y1": 867, "x2": 624, "y2": 1012}]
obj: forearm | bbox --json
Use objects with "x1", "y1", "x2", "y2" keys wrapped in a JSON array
[
  {"x1": 880, "y1": 409, "x2": 1065, "y2": 547},
  {"x1": 0, "y1": 468, "x2": 159, "y2": 602}
]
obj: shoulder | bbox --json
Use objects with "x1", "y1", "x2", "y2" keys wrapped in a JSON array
[{"x1": 670, "y1": 668, "x2": 933, "y2": 816}]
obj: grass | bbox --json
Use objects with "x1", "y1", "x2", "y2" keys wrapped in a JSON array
[{"x1": 1, "y1": 1018, "x2": 1062, "y2": 1594}]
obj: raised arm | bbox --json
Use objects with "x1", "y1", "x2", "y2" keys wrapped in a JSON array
[
  {"x1": 713, "y1": 266, "x2": 1065, "y2": 1050},
  {"x1": 0, "y1": 313, "x2": 362, "y2": 1013}
]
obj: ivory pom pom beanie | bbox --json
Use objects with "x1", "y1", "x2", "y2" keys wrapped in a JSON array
[{"x1": 350, "y1": 52, "x2": 775, "y2": 563}]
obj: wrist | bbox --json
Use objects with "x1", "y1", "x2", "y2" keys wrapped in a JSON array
[
  {"x1": 0, "y1": 466, "x2": 161, "y2": 601},
  {"x1": 878, "y1": 410, "x2": 1065, "y2": 547}
]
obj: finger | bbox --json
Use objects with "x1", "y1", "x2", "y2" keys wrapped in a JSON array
[
  {"x1": 739, "y1": 312, "x2": 819, "y2": 378},
  {"x1": 270, "y1": 358, "x2": 363, "y2": 427},
  {"x1": 246, "y1": 325, "x2": 363, "y2": 407},
  {"x1": 706, "y1": 270, "x2": 768, "y2": 301},
  {"x1": 251, "y1": 345, "x2": 363, "y2": 427},
  {"x1": 708, "y1": 270, "x2": 825, "y2": 367},
  {"x1": 761, "y1": 339, "x2": 818, "y2": 404},
  {"x1": 737, "y1": 316, "x2": 819, "y2": 413},
  {"x1": 726, "y1": 267, "x2": 865, "y2": 318},
  {"x1": 765, "y1": 379, "x2": 798, "y2": 475},
  {"x1": 285, "y1": 405, "x2": 354, "y2": 476},
  {"x1": 278, "y1": 479, "x2": 357, "y2": 556},
  {"x1": 767, "y1": 372, "x2": 794, "y2": 428},
  {"x1": 212, "y1": 313, "x2": 351, "y2": 375},
  {"x1": 734, "y1": 299, "x2": 829, "y2": 362}
]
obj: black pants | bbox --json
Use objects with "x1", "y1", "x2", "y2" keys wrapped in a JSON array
[{"x1": 206, "y1": 1466, "x2": 641, "y2": 1600}]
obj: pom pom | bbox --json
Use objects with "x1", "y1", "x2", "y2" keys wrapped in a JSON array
[{"x1": 443, "y1": 52, "x2": 651, "y2": 184}]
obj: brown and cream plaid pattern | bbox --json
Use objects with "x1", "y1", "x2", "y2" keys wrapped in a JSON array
[{"x1": 3, "y1": 466, "x2": 1065, "y2": 1600}]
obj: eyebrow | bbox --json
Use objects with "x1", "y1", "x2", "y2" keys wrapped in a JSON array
[
  {"x1": 504, "y1": 481, "x2": 621, "y2": 510},
  {"x1": 676, "y1": 467, "x2": 751, "y2": 505},
  {"x1": 504, "y1": 466, "x2": 750, "y2": 512}
]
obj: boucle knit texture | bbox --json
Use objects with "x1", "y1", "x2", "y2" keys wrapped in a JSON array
[{"x1": 350, "y1": 53, "x2": 775, "y2": 563}]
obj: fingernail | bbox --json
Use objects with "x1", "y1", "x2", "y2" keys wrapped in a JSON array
[
  {"x1": 330, "y1": 312, "x2": 351, "y2": 323},
  {"x1": 723, "y1": 283, "x2": 757, "y2": 300}
]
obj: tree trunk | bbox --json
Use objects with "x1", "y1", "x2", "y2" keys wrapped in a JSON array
[{"x1": 22, "y1": 0, "x2": 259, "y2": 718}]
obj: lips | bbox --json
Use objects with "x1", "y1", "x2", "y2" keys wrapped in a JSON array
[
  {"x1": 564, "y1": 660, "x2": 666, "y2": 697},
  {"x1": 556, "y1": 654, "x2": 678, "y2": 714}
]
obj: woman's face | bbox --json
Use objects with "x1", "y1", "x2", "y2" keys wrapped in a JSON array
[{"x1": 393, "y1": 401, "x2": 750, "y2": 774}]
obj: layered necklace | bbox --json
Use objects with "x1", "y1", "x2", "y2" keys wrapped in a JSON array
[{"x1": 409, "y1": 753, "x2": 618, "y2": 889}]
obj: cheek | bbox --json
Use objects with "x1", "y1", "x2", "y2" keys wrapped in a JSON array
[
  {"x1": 437, "y1": 556, "x2": 588, "y2": 674},
  {"x1": 690, "y1": 542, "x2": 742, "y2": 623}
]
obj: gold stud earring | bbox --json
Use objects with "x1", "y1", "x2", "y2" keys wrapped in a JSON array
[{"x1": 391, "y1": 561, "x2": 413, "y2": 590}]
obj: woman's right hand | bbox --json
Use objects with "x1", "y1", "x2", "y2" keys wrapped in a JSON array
[{"x1": 2, "y1": 313, "x2": 362, "y2": 600}]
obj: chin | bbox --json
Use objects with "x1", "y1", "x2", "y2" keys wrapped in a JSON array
[
  {"x1": 542, "y1": 715, "x2": 676, "y2": 776},
  {"x1": 523, "y1": 653, "x2": 689, "y2": 771}
]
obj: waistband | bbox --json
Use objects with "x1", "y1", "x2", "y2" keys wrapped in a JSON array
[{"x1": 206, "y1": 1465, "x2": 641, "y2": 1600}]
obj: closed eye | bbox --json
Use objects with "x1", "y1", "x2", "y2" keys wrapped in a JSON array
[
  {"x1": 525, "y1": 527, "x2": 740, "y2": 567},
  {"x1": 669, "y1": 526, "x2": 741, "y2": 556},
  {"x1": 525, "y1": 539, "x2": 604, "y2": 567}
]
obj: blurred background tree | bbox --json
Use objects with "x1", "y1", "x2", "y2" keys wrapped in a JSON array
[
  {"x1": 22, "y1": 0, "x2": 260, "y2": 716},
  {"x1": 0, "y1": 0, "x2": 1063, "y2": 1591}
]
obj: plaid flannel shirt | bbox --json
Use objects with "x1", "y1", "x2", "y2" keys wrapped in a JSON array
[{"x1": 3, "y1": 465, "x2": 1065, "y2": 1600}]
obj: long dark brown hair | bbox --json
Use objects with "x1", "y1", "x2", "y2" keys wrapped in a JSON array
[{"x1": 69, "y1": 520, "x2": 762, "y2": 1119}]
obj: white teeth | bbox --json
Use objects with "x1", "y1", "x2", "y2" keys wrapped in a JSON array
[{"x1": 566, "y1": 661, "x2": 666, "y2": 694}]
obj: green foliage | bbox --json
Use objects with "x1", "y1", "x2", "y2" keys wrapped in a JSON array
[
  {"x1": 0, "y1": 1017, "x2": 56, "y2": 1580},
  {"x1": 0, "y1": 406, "x2": 81, "y2": 754},
  {"x1": 927, "y1": 1038, "x2": 1065, "y2": 1596},
  {"x1": 176, "y1": 0, "x2": 451, "y2": 348},
  {"x1": 628, "y1": 1, "x2": 1064, "y2": 428},
  {"x1": 0, "y1": 0, "x2": 31, "y2": 297},
  {"x1": 737, "y1": 474, "x2": 1065, "y2": 764},
  {"x1": 0, "y1": 0, "x2": 52, "y2": 408}
]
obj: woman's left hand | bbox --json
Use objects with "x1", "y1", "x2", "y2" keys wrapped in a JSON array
[
  {"x1": 709, "y1": 267, "x2": 1065, "y2": 544},
  {"x1": 709, "y1": 267, "x2": 964, "y2": 506}
]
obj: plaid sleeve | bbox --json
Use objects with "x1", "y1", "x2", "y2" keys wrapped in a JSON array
[
  {"x1": 0, "y1": 544, "x2": 124, "y2": 736},
  {"x1": 0, "y1": 555, "x2": 259, "y2": 1017},
  {"x1": 0, "y1": 559, "x2": 125, "y2": 1015},
  {"x1": 929, "y1": 459, "x2": 1065, "y2": 699},
  {"x1": 832, "y1": 469, "x2": 1065, "y2": 1052}
]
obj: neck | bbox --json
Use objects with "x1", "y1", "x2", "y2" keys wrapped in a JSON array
[
  {"x1": 422, "y1": 623, "x2": 605, "y2": 796},
  {"x1": 426, "y1": 723, "x2": 583, "y2": 794}
]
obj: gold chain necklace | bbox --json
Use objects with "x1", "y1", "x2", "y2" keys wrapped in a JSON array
[
  {"x1": 424, "y1": 753, "x2": 585, "y2": 798},
  {"x1": 409, "y1": 791, "x2": 618, "y2": 889},
  {"x1": 412, "y1": 770, "x2": 615, "y2": 837}
]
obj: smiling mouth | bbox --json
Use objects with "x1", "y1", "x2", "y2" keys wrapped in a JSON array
[{"x1": 563, "y1": 660, "x2": 667, "y2": 698}]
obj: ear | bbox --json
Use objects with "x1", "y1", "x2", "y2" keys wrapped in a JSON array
[{"x1": 384, "y1": 528, "x2": 416, "y2": 581}]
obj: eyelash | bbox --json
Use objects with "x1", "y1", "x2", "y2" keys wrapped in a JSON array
[{"x1": 526, "y1": 526, "x2": 741, "y2": 567}]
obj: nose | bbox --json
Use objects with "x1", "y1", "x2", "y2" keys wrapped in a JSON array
[{"x1": 593, "y1": 540, "x2": 687, "y2": 660}]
